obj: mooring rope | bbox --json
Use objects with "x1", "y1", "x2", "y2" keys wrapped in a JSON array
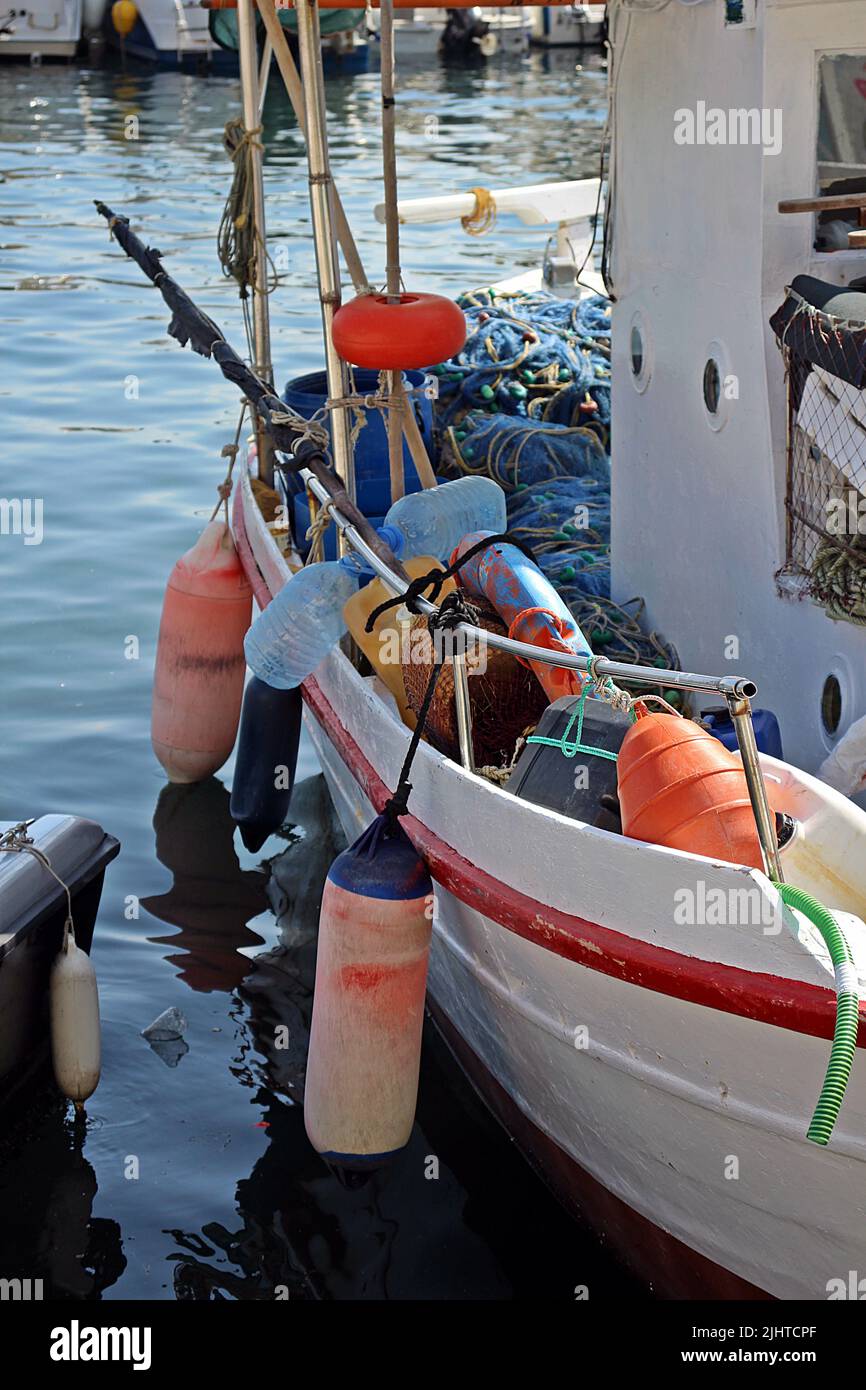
[{"x1": 0, "y1": 821, "x2": 75, "y2": 949}]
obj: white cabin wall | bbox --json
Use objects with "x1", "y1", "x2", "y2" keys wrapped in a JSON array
[{"x1": 611, "y1": 0, "x2": 866, "y2": 774}]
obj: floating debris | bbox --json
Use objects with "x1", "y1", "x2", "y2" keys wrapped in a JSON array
[{"x1": 142, "y1": 1006, "x2": 189, "y2": 1068}]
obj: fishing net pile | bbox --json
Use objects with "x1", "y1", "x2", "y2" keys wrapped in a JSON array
[
  {"x1": 770, "y1": 275, "x2": 866, "y2": 626},
  {"x1": 432, "y1": 288, "x2": 680, "y2": 680}
]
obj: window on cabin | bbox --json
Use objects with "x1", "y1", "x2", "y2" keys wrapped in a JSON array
[{"x1": 815, "y1": 53, "x2": 866, "y2": 252}]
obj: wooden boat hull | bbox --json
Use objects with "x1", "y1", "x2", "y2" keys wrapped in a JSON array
[{"x1": 235, "y1": 469, "x2": 866, "y2": 1300}]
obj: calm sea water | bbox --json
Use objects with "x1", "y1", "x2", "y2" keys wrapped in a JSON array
[{"x1": 0, "y1": 45, "x2": 642, "y2": 1300}]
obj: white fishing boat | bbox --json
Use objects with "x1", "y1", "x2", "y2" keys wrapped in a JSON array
[
  {"x1": 0, "y1": 0, "x2": 106, "y2": 57},
  {"x1": 365, "y1": 5, "x2": 531, "y2": 60},
  {"x1": 101, "y1": 0, "x2": 866, "y2": 1300},
  {"x1": 530, "y1": 2, "x2": 606, "y2": 48},
  {"x1": 230, "y1": 0, "x2": 866, "y2": 1301},
  {"x1": 105, "y1": 0, "x2": 368, "y2": 71}
]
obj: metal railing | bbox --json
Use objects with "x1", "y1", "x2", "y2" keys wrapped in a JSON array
[{"x1": 298, "y1": 465, "x2": 784, "y2": 882}]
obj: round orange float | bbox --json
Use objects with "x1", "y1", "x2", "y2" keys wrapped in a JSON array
[{"x1": 332, "y1": 292, "x2": 466, "y2": 370}]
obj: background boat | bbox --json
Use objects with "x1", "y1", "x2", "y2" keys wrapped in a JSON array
[
  {"x1": 529, "y1": 3, "x2": 606, "y2": 49},
  {"x1": 0, "y1": 0, "x2": 102, "y2": 59},
  {"x1": 0, "y1": 816, "x2": 118, "y2": 1111}
]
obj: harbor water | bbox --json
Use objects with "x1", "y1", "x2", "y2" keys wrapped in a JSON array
[{"x1": 0, "y1": 48, "x2": 643, "y2": 1300}]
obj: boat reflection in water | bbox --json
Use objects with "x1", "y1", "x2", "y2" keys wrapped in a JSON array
[
  {"x1": 142, "y1": 778, "x2": 269, "y2": 994},
  {"x1": 153, "y1": 776, "x2": 641, "y2": 1300},
  {"x1": 0, "y1": 1094, "x2": 126, "y2": 1299}
]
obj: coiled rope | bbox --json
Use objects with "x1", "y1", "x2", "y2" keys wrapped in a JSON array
[
  {"x1": 461, "y1": 187, "x2": 497, "y2": 236},
  {"x1": 217, "y1": 117, "x2": 278, "y2": 360}
]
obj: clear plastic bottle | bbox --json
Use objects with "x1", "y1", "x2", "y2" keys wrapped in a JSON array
[
  {"x1": 384, "y1": 475, "x2": 506, "y2": 562},
  {"x1": 244, "y1": 559, "x2": 361, "y2": 690},
  {"x1": 245, "y1": 477, "x2": 507, "y2": 690}
]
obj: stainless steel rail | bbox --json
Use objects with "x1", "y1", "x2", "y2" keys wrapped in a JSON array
[{"x1": 296, "y1": 464, "x2": 784, "y2": 881}]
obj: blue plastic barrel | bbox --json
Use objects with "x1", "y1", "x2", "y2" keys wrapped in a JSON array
[
  {"x1": 293, "y1": 492, "x2": 386, "y2": 563},
  {"x1": 281, "y1": 368, "x2": 435, "y2": 517},
  {"x1": 703, "y1": 707, "x2": 784, "y2": 761}
]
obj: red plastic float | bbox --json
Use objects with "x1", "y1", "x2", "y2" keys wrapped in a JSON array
[{"x1": 332, "y1": 291, "x2": 466, "y2": 370}]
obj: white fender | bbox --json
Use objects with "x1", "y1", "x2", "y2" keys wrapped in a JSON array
[{"x1": 50, "y1": 930, "x2": 101, "y2": 1104}]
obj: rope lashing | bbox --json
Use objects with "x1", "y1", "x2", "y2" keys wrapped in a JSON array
[
  {"x1": 304, "y1": 497, "x2": 336, "y2": 566},
  {"x1": 0, "y1": 821, "x2": 75, "y2": 951},
  {"x1": 268, "y1": 405, "x2": 331, "y2": 454},
  {"x1": 461, "y1": 187, "x2": 497, "y2": 237},
  {"x1": 209, "y1": 402, "x2": 248, "y2": 524},
  {"x1": 526, "y1": 684, "x2": 678, "y2": 764}
]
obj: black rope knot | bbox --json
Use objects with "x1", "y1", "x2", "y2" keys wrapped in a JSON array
[
  {"x1": 379, "y1": 533, "x2": 536, "y2": 827},
  {"x1": 364, "y1": 530, "x2": 537, "y2": 635}
]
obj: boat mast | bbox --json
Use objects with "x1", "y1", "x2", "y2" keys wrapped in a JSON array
[
  {"x1": 236, "y1": 0, "x2": 275, "y2": 483},
  {"x1": 294, "y1": 0, "x2": 356, "y2": 507},
  {"x1": 380, "y1": 0, "x2": 405, "y2": 504}
]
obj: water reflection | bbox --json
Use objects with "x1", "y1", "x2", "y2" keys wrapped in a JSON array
[
  {"x1": 142, "y1": 779, "x2": 268, "y2": 993},
  {"x1": 159, "y1": 776, "x2": 642, "y2": 1301},
  {"x1": 0, "y1": 1094, "x2": 125, "y2": 1299}
]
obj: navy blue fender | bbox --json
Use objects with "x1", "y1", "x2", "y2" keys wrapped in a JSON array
[{"x1": 230, "y1": 677, "x2": 302, "y2": 852}]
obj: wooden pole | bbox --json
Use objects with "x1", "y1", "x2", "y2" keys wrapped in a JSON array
[
  {"x1": 254, "y1": 0, "x2": 368, "y2": 294},
  {"x1": 236, "y1": 0, "x2": 275, "y2": 484},
  {"x1": 378, "y1": 0, "x2": 437, "y2": 494},
  {"x1": 380, "y1": 0, "x2": 405, "y2": 504}
]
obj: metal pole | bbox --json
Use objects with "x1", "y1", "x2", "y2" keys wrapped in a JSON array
[
  {"x1": 237, "y1": 0, "x2": 275, "y2": 483},
  {"x1": 727, "y1": 696, "x2": 785, "y2": 882},
  {"x1": 452, "y1": 646, "x2": 475, "y2": 772},
  {"x1": 295, "y1": 0, "x2": 356, "y2": 511}
]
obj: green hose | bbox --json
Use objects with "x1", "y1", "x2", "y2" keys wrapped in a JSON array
[{"x1": 773, "y1": 882, "x2": 861, "y2": 1146}]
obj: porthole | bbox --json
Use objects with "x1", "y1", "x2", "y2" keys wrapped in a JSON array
[
  {"x1": 628, "y1": 311, "x2": 652, "y2": 393},
  {"x1": 702, "y1": 358, "x2": 721, "y2": 416},
  {"x1": 821, "y1": 674, "x2": 842, "y2": 737},
  {"x1": 630, "y1": 325, "x2": 644, "y2": 379},
  {"x1": 701, "y1": 339, "x2": 731, "y2": 432}
]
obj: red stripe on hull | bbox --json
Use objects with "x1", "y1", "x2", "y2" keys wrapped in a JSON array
[
  {"x1": 232, "y1": 485, "x2": 273, "y2": 611},
  {"x1": 301, "y1": 676, "x2": 866, "y2": 1049},
  {"x1": 428, "y1": 996, "x2": 772, "y2": 1300}
]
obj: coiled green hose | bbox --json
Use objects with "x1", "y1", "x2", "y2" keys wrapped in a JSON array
[{"x1": 773, "y1": 882, "x2": 861, "y2": 1146}]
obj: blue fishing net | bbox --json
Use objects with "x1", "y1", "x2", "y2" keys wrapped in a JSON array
[
  {"x1": 432, "y1": 288, "x2": 679, "y2": 675},
  {"x1": 431, "y1": 288, "x2": 612, "y2": 447}
]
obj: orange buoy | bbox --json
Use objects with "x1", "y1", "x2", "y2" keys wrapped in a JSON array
[
  {"x1": 617, "y1": 713, "x2": 773, "y2": 870},
  {"x1": 304, "y1": 815, "x2": 433, "y2": 1169},
  {"x1": 151, "y1": 520, "x2": 252, "y2": 783},
  {"x1": 332, "y1": 292, "x2": 466, "y2": 370}
]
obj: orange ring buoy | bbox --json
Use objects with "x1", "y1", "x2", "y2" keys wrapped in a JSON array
[{"x1": 332, "y1": 292, "x2": 466, "y2": 370}]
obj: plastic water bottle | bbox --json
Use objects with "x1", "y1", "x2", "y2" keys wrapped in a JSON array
[
  {"x1": 245, "y1": 560, "x2": 361, "y2": 690},
  {"x1": 384, "y1": 475, "x2": 506, "y2": 562},
  {"x1": 245, "y1": 477, "x2": 507, "y2": 690}
]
